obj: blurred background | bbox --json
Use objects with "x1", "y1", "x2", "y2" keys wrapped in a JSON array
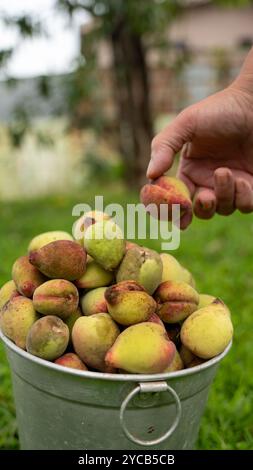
[
  {"x1": 0, "y1": 0, "x2": 253, "y2": 195},
  {"x1": 1, "y1": 0, "x2": 253, "y2": 450}
]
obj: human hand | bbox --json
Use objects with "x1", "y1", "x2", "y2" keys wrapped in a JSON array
[{"x1": 147, "y1": 84, "x2": 253, "y2": 222}]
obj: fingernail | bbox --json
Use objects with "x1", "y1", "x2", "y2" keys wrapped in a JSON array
[
  {"x1": 147, "y1": 159, "x2": 156, "y2": 177},
  {"x1": 200, "y1": 200, "x2": 214, "y2": 211},
  {"x1": 184, "y1": 142, "x2": 192, "y2": 158},
  {"x1": 216, "y1": 169, "x2": 231, "y2": 185},
  {"x1": 221, "y1": 174, "x2": 230, "y2": 184},
  {"x1": 237, "y1": 178, "x2": 246, "y2": 189}
]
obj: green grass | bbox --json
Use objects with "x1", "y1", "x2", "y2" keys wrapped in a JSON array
[{"x1": 0, "y1": 188, "x2": 253, "y2": 450}]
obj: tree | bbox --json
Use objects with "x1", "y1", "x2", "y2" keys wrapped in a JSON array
[
  {"x1": 57, "y1": 1, "x2": 182, "y2": 187},
  {"x1": 0, "y1": 1, "x2": 181, "y2": 186}
]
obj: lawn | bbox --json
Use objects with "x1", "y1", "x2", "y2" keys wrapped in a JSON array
[{"x1": 0, "y1": 188, "x2": 253, "y2": 450}]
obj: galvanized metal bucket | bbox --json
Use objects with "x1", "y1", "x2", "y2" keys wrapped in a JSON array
[{"x1": 0, "y1": 330, "x2": 231, "y2": 450}]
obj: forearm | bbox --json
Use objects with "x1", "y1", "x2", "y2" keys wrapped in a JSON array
[{"x1": 232, "y1": 47, "x2": 253, "y2": 95}]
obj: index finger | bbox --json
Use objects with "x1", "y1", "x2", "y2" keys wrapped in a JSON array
[{"x1": 147, "y1": 108, "x2": 195, "y2": 179}]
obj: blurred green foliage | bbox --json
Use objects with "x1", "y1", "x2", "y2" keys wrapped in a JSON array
[
  {"x1": 81, "y1": 151, "x2": 124, "y2": 182},
  {"x1": 57, "y1": 0, "x2": 181, "y2": 35},
  {"x1": 0, "y1": 189, "x2": 253, "y2": 449}
]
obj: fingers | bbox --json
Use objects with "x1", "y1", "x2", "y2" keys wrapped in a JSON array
[
  {"x1": 194, "y1": 188, "x2": 217, "y2": 219},
  {"x1": 177, "y1": 158, "x2": 196, "y2": 198},
  {"x1": 147, "y1": 107, "x2": 195, "y2": 179},
  {"x1": 180, "y1": 210, "x2": 193, "y2": 231},
  {"x1": 214, "y1": 168, "x2": 235, "y2": 215},
  {"x1": 235, "y1": 178, "x2": 253, "y2": 213},
  {"x1": 193, "y1": 170, "x2": 253, "y2": 220}
]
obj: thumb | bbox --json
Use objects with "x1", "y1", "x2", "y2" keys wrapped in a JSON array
[{"x1": 147, "y1": 106, "x2": 196, "y2": 179}]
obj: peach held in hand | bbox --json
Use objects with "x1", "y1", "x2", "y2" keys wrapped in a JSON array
[{"x1": 140, "y1": 176, "x2": 192, "y2": 229}]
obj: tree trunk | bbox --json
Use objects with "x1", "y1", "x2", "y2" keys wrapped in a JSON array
[{"x1": 111, "y1": 23, "x2": 153, "y2": 188}]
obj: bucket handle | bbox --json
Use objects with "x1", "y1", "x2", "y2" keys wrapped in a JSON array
[{"x1": 119, "y1": 381, "x2": 182, "y2": 447}]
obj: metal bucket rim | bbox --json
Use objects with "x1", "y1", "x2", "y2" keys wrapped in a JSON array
[{"x1": 0, "y1": 328, "x2": 232, "y2": 382}]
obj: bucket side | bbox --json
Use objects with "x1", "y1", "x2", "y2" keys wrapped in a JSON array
[
  {"x1": 4, "y1": 341, "x2": 222, "y2": 406},
  {"x1": 11, "y1": 366, "x2": 215, "y2": 450},
  {"x1": 1, "y1": 333, "x2": 230, "y2": 450}
]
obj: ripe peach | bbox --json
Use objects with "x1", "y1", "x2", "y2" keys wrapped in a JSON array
[
  {"x1": 180, "y1": 300, "x2": 233, "y2": 359},
  {"x1": 72, "y1": 313, "x2": 120, "y2": 371},
  {"x1": 105, "y1": 280, "x2": 156, "y2": 326},
  {"x1": 55, "y1": 353, "x2": 88, "y2": 371},
  {"x1": 154, "y1": 280, "x2": 199, "y2": 323},
  {"x1": 33, "y1": 279, "x2": 79, "y2": 319},
  {"x1": 26, "y1": 316, "x2": 69, "y2": 361},
  {"x1": 29, "y1": 240, "x2": 86, "y2": 281},
  {"x1": 0, "y1": 296, "x2": 39, "y2": 349},
  {"x1": 105, "y1": 322, "x2": 176, "y2": 374},
  {"x1": 75, "y1": 259, "x2": 114, "y2": 289},
  {"x1": 12, "y1": 256, "x2": 46, "y2": 298},
  {"x1": 160, "y1": 253, "x2": 195, "y2": 286},
  {"x1": 81, "y1": 287, "x2": 108, "y2": 316},
  {"x1": 28, "y1": 231, "x2": 73, "y2": 253},
  {"x1": 83, "y1": 220, "x2": 125, "y2": 271},
  {"x1": 0, "y1": 280, "x2": 19, "y2": 310},
  {"x1": 116, "y1": 246, "x2": 162, "y2": 294},
  {"x1": 163, "y1": 350, "x2": 184, "y2": 372},
  {"x1": 140, "y1": 176, "x2": 192, "y2": 228}
]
